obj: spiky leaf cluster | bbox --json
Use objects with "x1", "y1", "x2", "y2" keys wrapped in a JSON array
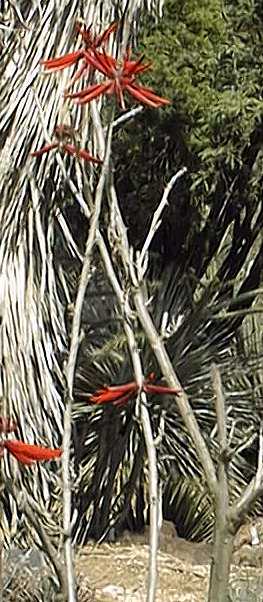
[{"x1": 70, "y1": 263, "x2": 263, "y2": 542}]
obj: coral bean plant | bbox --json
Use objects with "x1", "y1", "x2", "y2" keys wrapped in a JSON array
[{"x1": 31, "y1": 14, "x2": 171, "y2": 602}]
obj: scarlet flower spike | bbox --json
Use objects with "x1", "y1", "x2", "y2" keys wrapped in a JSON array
[
  {"x1": 75, "y1": 22, "x2": 93, "y2": 45},
  {"x1": 91, "y1": 392, "x2": 134, "y2": 407},
  {"x1": 70, "y1": 48, "x2": 171, "y2": 109},
  {"x1": 4, "y1": 440, "x2": 62, "y2": 466},
  {"x1": 123, "y1": 54, "x2": 151, "y2": 77},
  {"x1": 95, "y1": 22, "x2": 118, "y2": 47},
  {"x1": 42, "y1": 22, "x2": 117, "y2": 78},
  {"x1": 89, "y1": 377, "x2": 180, "y2": 408},
  {"x1": 83, "y1": 49, "x2": 115, "y2": 77},
  {"x1": 101, "y1": 382, "x2": 138, "y2": 393},
  {"x1": 65, "y1": 61, "x2": 89, "y2": 90},
  {"x1": 112, "y1": 391, "x2": 137, "y2": 407},
  {"x1": 90, "y1": 390, "x2": 122, "y2": 403},
  {"x1": 125, "y1": 61, "x2": 151, "y2": 76},
  {"x1": 32, "y1": 138, "x2": 102, "y2": 164}
]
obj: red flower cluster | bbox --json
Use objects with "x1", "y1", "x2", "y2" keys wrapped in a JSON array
[
  {"x1": 31, "y1": 124, "x2": 102, "y2": 163},
  {"x1": 65, "y1": 49, "x2": 170, "y2": 109},
  {"x1": 32, "y1": 22, "x2": 170, "y2": 160},
  {"x1": 41, "y1": 22, "x2": 170, "y2": 109},
  {"x1": 0, "y1": 416, "x2": 62, "y2": 466},
  {"x1": 90, "y1": 382, "x2": 138, "y2": 407},
  {"x1": 90, "y1": 375, "x2": 180, "y2": 407}
]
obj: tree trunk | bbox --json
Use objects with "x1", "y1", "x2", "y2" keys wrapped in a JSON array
[{"x1": 208, "y1": 515, "x2": 234, "y2": 602}]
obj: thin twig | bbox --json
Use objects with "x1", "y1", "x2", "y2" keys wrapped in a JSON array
[
  {"x1": 138, "y1": 167, "x2": 187, "y2": 278},
  {"x1": 212, "y1": 365, "x2": 228, "y2": 455},
  {"x1": 110, "y1": 106, "x2": 144, "y2": 129},
  {"x1": 0, "y1": 499, "x2": 2, "y2": 602},
  {"x1": 255, "y1": 421, "x2": 263, "y2": 490},
  {"x1": 141, "y1": 392, "x2": 160, "y2": 602}
]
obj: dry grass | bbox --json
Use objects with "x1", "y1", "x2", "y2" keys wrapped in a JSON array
[
  {"x1": 3, "y1": 530, "x2": 263, "y2": 601},
  {"x1": 76, "y1": 542, "x2": 209, "y2": 602}
]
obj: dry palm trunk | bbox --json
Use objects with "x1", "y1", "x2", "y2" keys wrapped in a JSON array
[{"x1": 0, "y1": 0, "x2": 165, "y2": 545}]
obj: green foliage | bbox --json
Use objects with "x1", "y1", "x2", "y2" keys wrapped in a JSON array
[
  {"x1": 140, "y1": 0, "x2": 263, "y2": 196},
  {"x1": 163, "y1": 477, "x2": 214, "y2": 542}
]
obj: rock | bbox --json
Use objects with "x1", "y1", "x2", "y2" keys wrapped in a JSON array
[
  {"x1": 100, "y1": 584, "x2": 125, "y2": 600},
  {"x1": 120, "y1": 520, "x2": 212, "y2": 565},
  {"x1": 233, "y1": 544, "x2": 263, "y2": 568}
]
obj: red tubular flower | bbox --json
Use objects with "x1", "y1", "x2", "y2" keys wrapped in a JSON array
[
  {"x1": 41, "y1": 50, "x2": 84, "y2": 72},
  {"x1": 0, "y1": 416, "x2": 17, "y2": 434},
  {"x1": 144, "y1": 383, "x2": 180, "y2": 395},
  {"x1": 65, "y1": 48, "x2": 170, "y2": 109},
  {"x1": 143, "y1": 372, "x2": 180, "y2": 395},
  {"x1": 4, "y1": 440, "x2": 62, "y2": 466},
  {"x1": 66, "y1": 81, "x2": 114, "y2": 104},
  {"x1": 125, "y1": 82, "x2": 170, "y2": 108},
  {"x1": 90, "y1": 377, "x2": 180, "y2": 407},
  {"x1": 90, "y1": 382, "x2": 138, "y2": 406},
  {"x1": 82, "y1": 49, "x2": 117, "y2": 77}
]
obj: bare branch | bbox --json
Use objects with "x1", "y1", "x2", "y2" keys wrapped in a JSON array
[
  {"x1": 94, "y1": 107, "x2": 214, "y2": 596},
  {"x1": 91, "y1": 102, "x2": 160, "y2": 598},
  {"x1": 0, "y1": 490, "x2": 3, "y2": 602},
  {"x1": 211, "y1": 365, "x2": 227, "y2": 452},
  {"x1": 228, "y1": 421, "x2": 263, "y2": 527},
  {"x1": 138, "y1": 167, "x2": 187, "y2": 278},
  {"x1": 110, "y1": 106, "x2": 144, "y2": 129},
  {"x1": 133, "y1": 288, "x2": 218, "y2": 499},
  {"x1": 255, "y1": 422, "x2": 263, "y2": 490}
]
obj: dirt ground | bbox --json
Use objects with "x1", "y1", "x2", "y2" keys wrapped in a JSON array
[
  {"x1": 4, "y1": 520, "x2": 263, "y2": 600},
  {"x1": 75, "y1": 521, "x2": 263, "y2": 602}
]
